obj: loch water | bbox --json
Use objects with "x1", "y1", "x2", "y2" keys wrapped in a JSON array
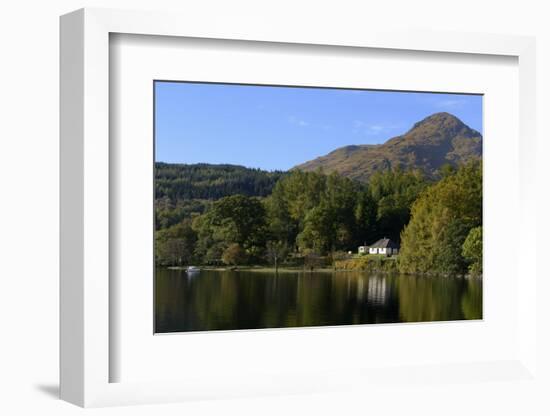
[{"x1": 155, "y1": 268, "x2": 482, "y2": 333}]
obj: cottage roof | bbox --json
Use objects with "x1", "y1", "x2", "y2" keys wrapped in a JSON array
[{"x1": 369, "y1": 238, "x2": 399, "y2": 249}]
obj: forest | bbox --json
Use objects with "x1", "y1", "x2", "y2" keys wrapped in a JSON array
[{"x1": 155, "y1": 161, "x2": 482, "y2": 276}]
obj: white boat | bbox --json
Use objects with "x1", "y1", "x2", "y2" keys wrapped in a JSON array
[{"x1": 186, "y1": 266, "x2": 201, "y2": 273}]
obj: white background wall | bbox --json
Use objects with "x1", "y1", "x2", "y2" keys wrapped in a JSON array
[{"x1": 1, "y1": 0, "x2": 549, "y2": 415}]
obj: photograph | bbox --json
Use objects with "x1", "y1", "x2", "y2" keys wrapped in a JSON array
[{"x1": 154, "y1": 81, "x2": 483, "y2": 333}]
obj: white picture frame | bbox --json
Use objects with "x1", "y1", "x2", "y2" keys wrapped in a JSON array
[
  {"x1": 60, "y1": 7, "x2": 539, "y2": 408},
  {"x1": 111, "y1": 32, "x2": 514, "y2": 385}
]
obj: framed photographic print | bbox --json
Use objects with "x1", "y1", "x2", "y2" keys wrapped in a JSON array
[
  {"x1": 153, "y1": 81, "x2": 483, "y2": 334},
  {"x1": 60, "y1": 8, "x2": 539, "y2": 408}
]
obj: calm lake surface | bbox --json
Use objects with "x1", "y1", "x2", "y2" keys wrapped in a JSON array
[{"x1": 155, "y1": 268, "x2": 482, "y2": 333}]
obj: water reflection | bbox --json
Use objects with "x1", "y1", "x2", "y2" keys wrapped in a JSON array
[
  {"x1": 155, "y1": 269, "x2": 482, "y2": 333},
  {"x1": 367, "y1": 275, "x2": 388, "y2": 305}
]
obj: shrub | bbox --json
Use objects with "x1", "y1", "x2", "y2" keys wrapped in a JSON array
[
  {"x1": 221, "y1": 243, "x2": 248, "y2": 266},
  {"x1": 462, "y1": 226, "x2": 482, "y2": 276},
  {"x1": 334, "y1": 255, "x2": 398, "y2": 273}
]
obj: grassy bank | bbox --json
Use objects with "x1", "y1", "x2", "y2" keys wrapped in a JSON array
[
  {"x1": 334, "y1": 255, "x2": 399, "y2": 273},
  {"x1": 164, "y1": 262, "x2": 481, "y2": 278},
  {"x1": 166, "y1": 257, "x2": 399, "y2": 274},
  {"x1": 167, "y1": 265, "x2": 341, "y2": 273}
]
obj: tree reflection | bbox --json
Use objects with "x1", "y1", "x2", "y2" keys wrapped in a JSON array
[
  {"x1": 396, "y1": 275, "x2": 481, "y2": 322},
  {"x1": 461, "y1": 278, "x2": 483, "y2": 320},
  {"x1": 155, "y1": 269, "x2": 482, "y2": 332}
]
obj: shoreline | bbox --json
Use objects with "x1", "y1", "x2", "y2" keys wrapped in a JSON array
[{"x1": 163, "y1": 265, "x2": 482, "y2": 279}]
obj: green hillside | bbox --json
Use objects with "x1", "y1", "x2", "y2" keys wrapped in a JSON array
[{"x1": 155, "y1": 163, "x2": 286, "y2": 230}]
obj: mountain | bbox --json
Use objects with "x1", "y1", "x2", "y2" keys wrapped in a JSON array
[{"x1": 294, "y1": 112, "x2": 482, "y2": 182}]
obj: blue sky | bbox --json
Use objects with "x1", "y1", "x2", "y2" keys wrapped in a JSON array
[{"x1": 155, "y1": 81, "x2": 482, "y2": 171}]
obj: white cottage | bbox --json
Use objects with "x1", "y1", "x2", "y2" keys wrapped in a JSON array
[{"x1": 365, "y1": 238, "x2": 400, "y2": 256}]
